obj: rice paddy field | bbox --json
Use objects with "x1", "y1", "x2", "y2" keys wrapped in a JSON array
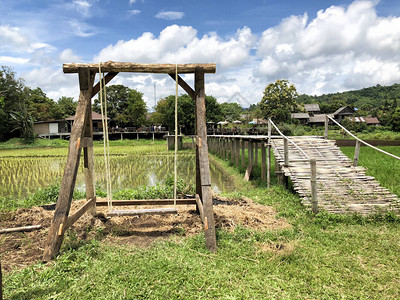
[
  {"x1": 340, "y1": 145, "x2": 400, "y2": 197},
  {"x1": 0, "y1": 141, "x2": 235, "y2": 203}
]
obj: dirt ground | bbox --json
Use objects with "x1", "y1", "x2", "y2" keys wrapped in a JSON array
[{"x1": 0, "y1": 196, "x2": 290, "y2": 273}]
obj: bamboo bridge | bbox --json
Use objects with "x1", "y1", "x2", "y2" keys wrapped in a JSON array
[{"x1": 207, "y1": 117, "x2": 400, "y2": 215}]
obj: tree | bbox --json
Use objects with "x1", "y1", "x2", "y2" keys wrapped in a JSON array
[
  {"x1": 26, "y1": 87, "x2": 58, "y2": 121},
  {"x1": 154, "y1": 94, "x2": 195, "y2": 134},
  {"x1": 0, "y1": 66, "x2": 27, "y2": 141},
  {"x1": 391, "y1": 108, "x2": 400, "y2": 132},
  {"x1": 259, "y1": 79, "x2": 298, "y2": 123},
  {"x1": 9, "y1": 103, "x2": 34, "y2": 141},
  {"x1": 220, "y1": 102, "x2": 243, "y2": 121},
  {"x1": 56, "y1": 96, "x2": 77, "y2": 118},
  {"x1": 152, "y1": 94, "x2": 222, "y2": 134},
  {"x1": 205, "y1": 96, "x2": 223, "y2": 123},
  {"x1": 93, "y1": 85, "x2": 147, "y2": 127}
]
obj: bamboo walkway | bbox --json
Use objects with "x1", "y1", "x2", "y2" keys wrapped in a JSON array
[{"x1": 271, "y1": 136, "x2": 399, "y2": 214}]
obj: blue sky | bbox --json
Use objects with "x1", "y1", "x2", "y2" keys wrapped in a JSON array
[{"x1": 1, "y1": 0, "x2": 400, "y2": 107}]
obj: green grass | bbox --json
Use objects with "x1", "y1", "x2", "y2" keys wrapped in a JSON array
[
  {"x1": 4, "y1": 185, "x2": 400, "y2": 299},
  {"x1": 3, "y1": 143, "x2": 400, "y2": 299},
  {"x1": 341, "y1": 146, "x2": 400, "y2": 196}
]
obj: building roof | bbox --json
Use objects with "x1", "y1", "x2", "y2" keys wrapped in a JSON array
[
  {"x1": 309, "y1": 114, "x2": 333, "y2": 123},
  {"x1": 365, "y1": 117, "x2": 380, "y2": 124},
  {"x1": 333, "y1": 106, "x2": 355, "y2": 116},
  {"x1": 349, "y1": 116, "x2": 380, "y2": 124},
  {"x1": 304, "y1": 104, "x2": 320, "y2": 112},
  {"x1": 65, "y1": 111, "x2": 109, "y2": 121},
  {"x1": 291, "y1": 113, "x2": 310, "y2": 119}
]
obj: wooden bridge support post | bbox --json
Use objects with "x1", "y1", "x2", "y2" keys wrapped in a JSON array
[
  {"x1": 244, "y1": 140, "x2": 253, "y2": 181},
  {"x1": 254, "y1": 141, "x2": 258, "y2": 169},
  {"x1": 275, "y1": 159, "x2": 284, "y2": 185},
  {"x1": 267, "y1": 143, "x2": 271, "y2": 188},
  {"x1": 241, "y1": 139, "x2": 245, "y2": 168},
  {"x1": 230, "y1": 138, "x2": 235, "y2": 164},
  {"x1": 43, "y1": 68, "x2": 95, "y2": 261},
  {"x1": 284, "y1": 139, "x2": 289, "y2": 167},
  {"x1": 324, "y1": 115, "x2": 329, "y2": 139},
  {"x1": 249, "y1": 141, "x2": 254, "y2": 167},
  {"x1": 235, "y1": 139, "x2": 239, "y2": 166},
  {"x1": 267, "y1": 120, "x2": 272, "y2": 188},
  {"x1": 222, "y1": 138, "x2": 225, "y2": 159},
  {"x1": 261, "y1": 141, "x2": 266, "y2": 181},
  {"x1": 227, "y1": 138, "x2": 230, "y2": 161},
  {"x1": 310, "y1": 158, "x2": 319, "y2": 214},
  {"x1": 195, "y1": 69, "x2": 217, "y2": 252},
  {"x1": 353, "y1": 140, "x2": 361, "y2": 167}
]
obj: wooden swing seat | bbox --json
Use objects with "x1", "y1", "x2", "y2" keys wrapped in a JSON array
[{"x1": 107, "y1": 207, "x2": 178, "y2": 217}]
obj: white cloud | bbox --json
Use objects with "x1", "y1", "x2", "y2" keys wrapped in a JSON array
[
  {"x1": 127, "y1": 9, "x2": 141, "y2": 15},
  {"x1": 129, "y1": 0, "x2": 142, "y2": 5},
  {"x1": 155, "y1": 11, "x2": 185, "y2": 20},
  {"x1": 69, "y1": 20, "x2": 97, "y2": 37},
  {"x1": 255, "y1": 0, "x2": 400, "y2": 94},
  {"x1": 0, "y1": 25, "x2": 30, "y2": 52},
  {"x1": 94, "y1": 25, "x2": 254, "y2": 70},
  {"x1": 0, "y1": 56, "x2": 29, "y2": 64},
  {"x1": 6, "y1": 0, "x2": 400, "y2": 108},
  {"x1": 73, "y1": 0, "x2": 92, "y2": 17},
  {"x1": 59, "y1": 49, "x2": 82, "y2": 63}
]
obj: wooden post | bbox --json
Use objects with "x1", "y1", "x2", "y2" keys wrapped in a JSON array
[
  {"x1": 244, "y1": 139, "x2": 254, "y2": 181},
  {"x1": 284, "y1": 139, "x2": 289, "y2": 167},
  {"x1": 353, "y1": 140, "x2": 361, "y2": 167},
  {"x1": 254, "y1": 141, "x2": 258, "y2": 169},
  {"x1": 267, "y1": 143, "x2": 271, "y2": 188},
  {"x1": 43, "y1": 68, "x2": 95, "y2": 261},
  {"x1": 83, "y1": 98, "x2": 96, "y2": 216},
  {"x1": 235, "y1": 139, "x2": 239, "y2": 166},
  {"x1": 261, "y1": 142, "x2": 266, "y2": 181},
  {"x1": 310, "y1": 158, "x2": 318, "y2": 214},
  {"x1": 249, "y1": 140, "x2": 253, "y2": 167},
  {"x1": 324, "y1": 115, "x2": 329, "y2": 139},
  {"x1": 221, "y1": 137, "x2": 225, "y2": 159},
  {"x1": 241, "y1": 139, "x2": 245, "y2": 168},
  {"x1": 275, "y1": 158, "x2": 284, "y2": 185},
  {"x1": 268, "y1": 120, "x2": 272, "y2": 139},
  {"x1": 230, "y1": 138, "x2": 234, "y2": 164},
  {"x1": 195, "y1": 68, "x2": 217, "y2": 252},
  {"x1": 224, "y1": 138, "x2": 228, "y2": 160}
]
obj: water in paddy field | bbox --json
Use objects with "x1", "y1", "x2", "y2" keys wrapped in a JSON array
[{"x1": 0, "y1": 153, "x2": 236, "y2": 199}]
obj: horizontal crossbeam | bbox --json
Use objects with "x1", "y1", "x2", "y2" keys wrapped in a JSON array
[
  {"x1": 96, "y1": 198, "x2": 196, "y2": 206},
  {"x1": 63, "y1": 62, "x2": 216, "y2": 74},
  {"x1": 107, "y1": 207, "x2": 178, "y2": 217}
]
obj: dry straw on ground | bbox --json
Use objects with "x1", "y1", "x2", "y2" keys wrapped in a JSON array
[{"x1": 0, "y1": 196, "x2": 289, "y2": 273}]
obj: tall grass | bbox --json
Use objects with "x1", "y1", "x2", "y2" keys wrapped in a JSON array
[{"x1": 341, "y1": 146, "x2": 400, "y2": 196}]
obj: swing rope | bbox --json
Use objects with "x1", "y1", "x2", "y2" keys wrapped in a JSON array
[
  {"x1": 97, "y1": 62, "x2": 179, "y2": 214},
  {"x1": 173, "y1": 64, "x2": 178, "y2": 207},
  {"x1": 98, "y1": 63, "x2": 113, "y2": 212}
]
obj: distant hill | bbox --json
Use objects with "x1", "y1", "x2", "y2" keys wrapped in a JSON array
[{"x1": 296, "y1": 83, "x2": 400, "y2": 115}]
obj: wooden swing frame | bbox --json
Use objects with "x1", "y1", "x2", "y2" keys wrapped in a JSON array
[{"x1": 42, "y1": 62, "x2": 217, "y2": 261}]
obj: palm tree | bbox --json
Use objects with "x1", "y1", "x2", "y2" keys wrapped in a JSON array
[{"x1": 10, "y1": 104, "x2": 34, "y2": 142}]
